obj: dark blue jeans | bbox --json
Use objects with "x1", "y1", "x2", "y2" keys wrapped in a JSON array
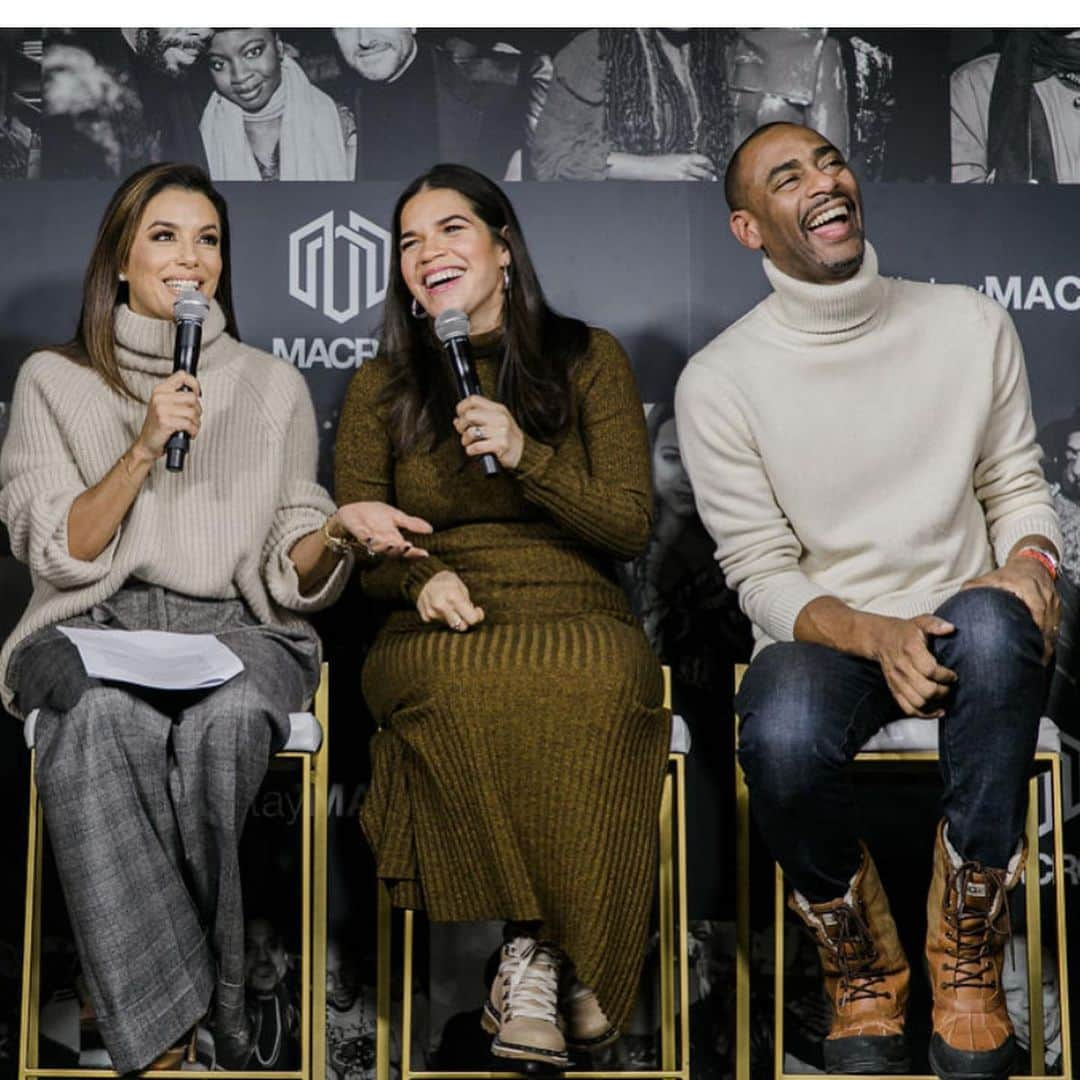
[{"x1": 736, "y1": 587, "x2": 1047, "y2": 902}]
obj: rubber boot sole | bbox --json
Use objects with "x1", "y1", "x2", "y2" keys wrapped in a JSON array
[
  {"x1": 824, "y1": 1034, "x2": 911, "y2": 1074},
  {"x1": 491, "y1": 1036, "x2": 570, "y2": 1069},
  {"x1": 928, "y1": 1033, "x2": 1016, "y2": 1080}
]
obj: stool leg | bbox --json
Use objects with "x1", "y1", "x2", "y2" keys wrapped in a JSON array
[
  {"x1": 299, "y1": 752, "x2": 313, "y2": 1078},
  {"x1": 1051, "y1": 755, "x2": 1072, "y2": 1079},
  {"x1": 18, "y1": 751, "x2": 42, "y2": 1080},
  {"x1": 659, "y1": 765, "x2": 675, "y2": 1073},
  {"x1": 774, "y1": 864, "x2": 786, "y2": 1080},
  {"x1": 675, "y1": 755, "x2": 690, "y2": 1080},
  {"x1": 1026, "y1": 775, "x2": 1045, "y2": 1076},
  {"x1": 403, "y1": 909, "x2": 414, "y2": 1080},
  {"x1": 376, "y1": 882, "x2": 392, "y2": 1080},
  {"x1": 734, "y1": 680, "x2": 751, "y2": 1080},
  {"x1": 311, "y1": 694, "x2": 329, "y2": 1080}
]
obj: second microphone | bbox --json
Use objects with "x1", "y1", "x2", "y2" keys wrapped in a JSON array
[{"x1": 434, "y1": 308, "x2": 500, "y2": 478}]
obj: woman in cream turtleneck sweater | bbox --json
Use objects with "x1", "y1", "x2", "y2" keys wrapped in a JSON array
[{"x1": 0, "y1": 163, "x2": 424, "y2": 1073}]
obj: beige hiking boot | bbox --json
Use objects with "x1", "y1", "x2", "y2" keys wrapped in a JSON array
[
  {"x1": 482, "y1": 937, "x2": 569, "y2": 1068},
  {"x1": 561, "y1": 972, "x2": 618, "y2": 1052}
]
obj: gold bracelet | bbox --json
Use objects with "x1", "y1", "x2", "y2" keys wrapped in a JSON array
[{"x1": 321, "y1": 517, "x2": 373, "y2": 558}]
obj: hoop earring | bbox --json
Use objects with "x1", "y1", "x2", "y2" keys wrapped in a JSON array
[
  {"x1": 410, "y1": 297, "x2": 427, "y2": 319},
  {"x1": 502, "y1": 266, "x2": 511, "y2": 293}
]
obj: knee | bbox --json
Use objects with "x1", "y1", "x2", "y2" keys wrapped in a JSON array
[
  {"x1": 934, "y1": 587, "x2": 1043, "y2": 676},
  {"x1": 180, "y1": 677, "x2": 277, "y2": 753},
  {"x1": 35, "y1": 686, "x2": 161, "y2": 776},
  {"x1": 737, "y1": 645, "x2": 843, "y2": 805}
]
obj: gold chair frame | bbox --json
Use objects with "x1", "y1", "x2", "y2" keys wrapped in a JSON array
[
  {"x1": 17, "y1": 665, "x2": 330, "y2": 1080},
  {"x1": 733, "y1": 663, "x2": 1073, "y2": 1080},
  {"x1": 375, "y1": 668, "x2": 691, "y2": 1080}
]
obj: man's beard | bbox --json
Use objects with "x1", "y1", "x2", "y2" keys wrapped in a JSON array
[{"x1": 135, "y1": 28, "x2": 208, "y2": 77}]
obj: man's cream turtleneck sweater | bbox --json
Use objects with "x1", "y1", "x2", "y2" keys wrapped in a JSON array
[
  {"x1": 675, "y1": 243, "x2": 1062, "y2": 657},
  {"x1": 0, "y1": 301, "x2": 349, "y2": 713}
]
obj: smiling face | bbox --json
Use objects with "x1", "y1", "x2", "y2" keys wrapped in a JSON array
[
  {"x1": 207, "y1": 29, "x2": 282, "y2": 112},
  {"x1": 122, "y1": 187, "x2": 221, "y2": 321},
  {"x1": 729, "y1": 123, "x2": 865, "y2": 284},
  {"x1": 398, "y1": 186, "x2": 510, "y2": 334},
  {"x1": 333, "y1": 28, "x2": 415, "y2": 82}
]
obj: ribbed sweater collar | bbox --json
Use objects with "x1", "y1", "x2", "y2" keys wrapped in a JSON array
[
  {"x1": 114, "y1": 299, "x2": 228, "y2": 375},
  {"x1": 761, "y1": 241, "x2": 884, "y2": 337}
]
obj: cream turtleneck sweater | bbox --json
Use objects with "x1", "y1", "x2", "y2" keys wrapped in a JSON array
[
  {"x1": 675, "y1": 243, "x2": 1062, "y2": 657},
  {"x1": 0, "y1": 301, "x2": 349, "y2": 713}
]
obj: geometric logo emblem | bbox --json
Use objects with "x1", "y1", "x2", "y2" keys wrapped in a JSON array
[{"x1": 289, "y1": 211, "x2": 391, "y2": 325}]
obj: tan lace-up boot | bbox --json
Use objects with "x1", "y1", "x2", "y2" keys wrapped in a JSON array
[
  {"x1": 926, "y1": 820, "x2": 1024, "y2": 1080},
  {"x1": 560, "y1": 971, "x2": 618, "y2": 1052},
  {"x1": 789, "y1": 843, "x2": 911, "y2": 1074},
  {"x1": 482, "y1": 937, "x2": 569, "y2": 1068}
]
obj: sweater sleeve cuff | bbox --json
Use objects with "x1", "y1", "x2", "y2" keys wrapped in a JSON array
[
  {"x1": 40, "y1": 494, "x2": 122, "y2": 590},
  {"x1": 400, "y1": 557, "x2": 451, "y2": 604},
  {"x1": 265, "y1": 512, "x2": 352, "y2": 613},
  {"x1": 511, "y1": 433, "x2": 554, "y2": 482},
  {"x1": 760, "y1": 578, "x2": 834, "y2": 643},
  {"x1": 992, "y1": 512, "x2": 1064, "y2": 569}
]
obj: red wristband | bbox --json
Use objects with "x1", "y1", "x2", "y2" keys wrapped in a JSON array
[{"x1": 1016, "y1": 547, "x2": 1058, "y2": 581}]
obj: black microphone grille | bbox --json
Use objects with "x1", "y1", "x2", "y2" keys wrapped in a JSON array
[
  {"x1": 173, "y1": 290, "x2": 211, "y2": 325},
  {"x1": 433, "y1": 308, "x2": 470, "y2": 343}
]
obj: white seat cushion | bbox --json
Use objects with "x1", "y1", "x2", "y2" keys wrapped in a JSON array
[
  {"x1": 860, "y1": 715, "x2": 1060, "y2": 754},
  {"x1": 670, "y1": 713, "x2": 691, "y2": 755},
  {"x1": 24, "y1": 707, "x2": 322, "y2": 754},
  {"x1": 284, "y1": 711, "x2": 321, "y2": 753}
]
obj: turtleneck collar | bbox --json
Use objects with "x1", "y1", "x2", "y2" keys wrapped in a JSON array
[
  {"x1": 762, "y1": 241, "x2": 885, "y2": 337},
  {"x1": 469, "y1": 327, "x2": 505, "y2": 360},
  {"x1": 114, "y1": 299, "x2": 228, "y2": 375}
]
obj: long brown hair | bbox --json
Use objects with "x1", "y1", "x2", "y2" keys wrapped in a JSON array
[
  {"x1": 379, "y1": 163, "x2": 589, "y2": 455},
  {"x1": 54, "y1": 162, "x2": 240, "y2": 400}
]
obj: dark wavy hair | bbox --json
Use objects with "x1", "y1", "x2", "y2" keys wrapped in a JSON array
[
  {"x1": 378, "y1": 163, "x2": 589, "y2": 454},
  {"x1": 599, "y1": 30, "x2": 734, "y2": 170},
  {"x1": 54, "y1": 162, "x2": 239, "y2": 400}
]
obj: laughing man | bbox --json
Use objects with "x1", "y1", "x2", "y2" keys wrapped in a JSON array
[{"x1": 675, "y1": 122, "x2": 1062, "y2": 1079}]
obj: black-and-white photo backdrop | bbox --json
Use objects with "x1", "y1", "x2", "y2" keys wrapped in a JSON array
[{"x1": 1, "y1": 26, "x2": 1078, "y2": 1079}]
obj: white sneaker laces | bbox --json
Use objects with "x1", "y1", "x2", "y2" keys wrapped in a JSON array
[{"x1": 501, "y1": 938, "x2": 560, "y2": 1024}]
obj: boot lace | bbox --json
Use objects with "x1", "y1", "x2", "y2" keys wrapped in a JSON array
[
  {"x1": 501, "y1": 938, "x2": 560, "y2": 1024},
  {"x1": 827, "y1": 906, "x2": 891, "y2": 1006},
  {"x1": 942, "y1": 863, "x2": 1012, "y2": 990}
]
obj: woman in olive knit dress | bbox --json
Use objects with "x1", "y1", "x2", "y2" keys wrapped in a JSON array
[{"x1": 334, "y1": 164, "x2": 670, "y2": 1067}]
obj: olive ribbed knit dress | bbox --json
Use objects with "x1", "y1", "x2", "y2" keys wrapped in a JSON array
[{"x1": 335, "y1": 328, "x2": 670, "y2": 1030}]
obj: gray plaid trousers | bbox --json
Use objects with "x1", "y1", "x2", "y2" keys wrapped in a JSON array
[{"x1": 10, "y1": 584, "x2": 320, "y2": 1073}]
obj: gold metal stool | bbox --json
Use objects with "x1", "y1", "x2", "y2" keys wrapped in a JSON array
[
  {"x1": 17, "y1": 664, "x2": 330, "y2": 1080},
  {"x1": 375, "y1": 667, "x2": 690, "y2": 1080},
  {"x1": 733, "y1": 662, "x2": 1072, "y2": 1080}
]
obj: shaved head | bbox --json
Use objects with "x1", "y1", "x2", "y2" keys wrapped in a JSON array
[{"x1": 724, "y1": 122, "x2": 800, "y2": 212}]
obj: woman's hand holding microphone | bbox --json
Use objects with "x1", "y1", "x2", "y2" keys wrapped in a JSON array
[
  {"x1": 131, "y1": 370, "x2": 203, "y2": 464},
  {"x1": 453, "y1": 395, "x2": 524, "y2": 469}
]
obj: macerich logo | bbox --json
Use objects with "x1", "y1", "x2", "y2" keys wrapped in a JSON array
[{"x1": 289, "y1": 210, "x2": 391, "y2": 325}]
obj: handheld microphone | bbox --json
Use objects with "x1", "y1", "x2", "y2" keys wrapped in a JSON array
[
  {"x1": 164, "y1": 289, "x2": 210, "y2": 472},
  {"x1": 433, "y1": 309, "x2": 499, "y2": 478}
]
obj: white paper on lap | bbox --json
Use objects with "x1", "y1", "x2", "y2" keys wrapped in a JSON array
[{"x1": 57, "y1": 627, "x2": 245, "y2": 690}]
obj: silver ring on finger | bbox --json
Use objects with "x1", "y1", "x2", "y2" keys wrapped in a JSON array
[
  {"x1": 450, "y1": 617, "x2": 464, "y2": 629},
  {"x1": 472, "y1": 425, "x2": 484, "y2": 440}
]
